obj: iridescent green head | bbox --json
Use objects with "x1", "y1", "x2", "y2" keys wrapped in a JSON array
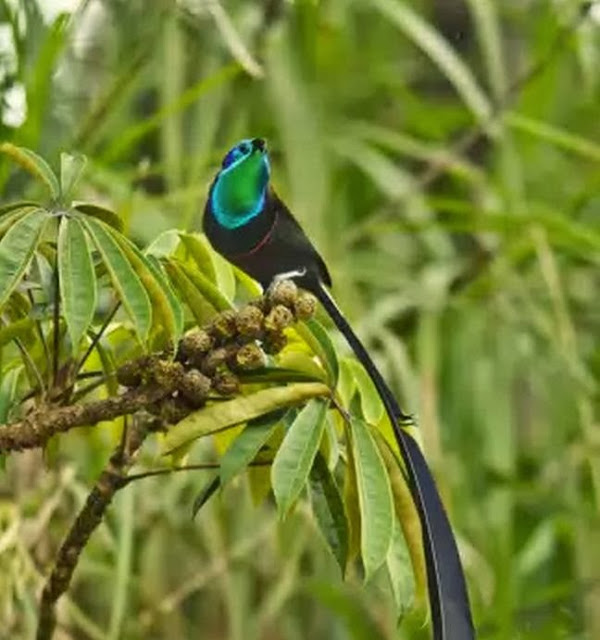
[{"x1": 210, "y1": 138, "x2": 270, "y2": 229}]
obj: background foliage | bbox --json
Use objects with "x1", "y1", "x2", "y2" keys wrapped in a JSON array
[{"x1": 1, "y1": 0, "x2": 599, "y2": 639}]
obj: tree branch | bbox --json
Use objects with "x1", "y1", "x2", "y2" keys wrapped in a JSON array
[
  {"x1": 35, "y1": 420, "x2": 149, "y2": 640},
  {"x1": 0, "y1": 385, "x2": 169, "y2": 452}
]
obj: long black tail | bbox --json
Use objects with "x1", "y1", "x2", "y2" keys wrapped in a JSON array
[{"x1": 311, "y1": 281, "x2": 474, "y2": 640}]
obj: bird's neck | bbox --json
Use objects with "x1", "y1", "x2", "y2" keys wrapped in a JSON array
[{"x1": 210, "y1": 155, "x2": 269, "y2": 229}]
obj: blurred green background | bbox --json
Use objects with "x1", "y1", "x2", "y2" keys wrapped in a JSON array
[{"x1": 1, "y1": 0, "x2": 599, "y2": 639}]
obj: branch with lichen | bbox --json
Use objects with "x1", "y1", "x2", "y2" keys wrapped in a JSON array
[
  {"x1": 0, "y1": 281, "x2": 316, "y2": 454},
  {"x1": 29, "y1": 281, "x2": 316, "y2": 640}
]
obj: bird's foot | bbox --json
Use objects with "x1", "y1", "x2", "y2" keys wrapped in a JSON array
[
  {"x1": 267, "y1": 268, "x2": 307, "y2": 294},
  {"x1": 272, "y1": 267, "x2": 307, "y2": 284}
]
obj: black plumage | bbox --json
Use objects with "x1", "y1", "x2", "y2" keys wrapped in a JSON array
[{"x1": 203, "y1": 139, "x2": 475, "y2": 640}]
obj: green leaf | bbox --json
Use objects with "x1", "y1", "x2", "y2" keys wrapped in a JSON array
[
  {"x1": 81, "y1": 217, "x2": 152, "y2": 341},
  {"x1": 74, "y1": 203, "x2": 124, "y2": 232},
  {"x1": 191, "y1": 475, "x2": 221, "y2": 519},
  {"x1": 276, "y1": 349, "x2": 328, "y2": 381},
  {"x1": 0, "y1": 368, "x2": 21, "y2": 423},
  {"x1": 346, "y1": 359, "x2": 384, "y2": 425},
  {"x1": 374, "y1": 431, "x2": 427, "y2": 611},
  {"x1": 0, "y1": 143, "x2": 60, "y2": 199},
  {"x1": 337, "y1": 358, "x2": 357, "y2": 407},
  {"x1": 60, "y1": 152, "x2": 87, "y2": 200},
  {"x1": 0, "y1": 367, "x2": 21, "y2": 468},
  {"x1": 0, "y1": 318, "x2": 36, "y2": 348},
  {"x1": 238, "y1": 366, "x2": 324, "y2": 385},
  {"x1": 164, "y1": 382, "x2": 330, "y2": 454},
  {"x1": 295, "y1": 318, "x2": 339, "y2": 386},
  {"x1": 507, "y1": 112, "x2": 600, "y2": 163},
  {"x1": 209, "y1": 251, "x2": 236, "y2": 302},
  {"x1": 163, "y1": 261, "x2": 217, "y2": 325},
  {"x1": 145, "y1": 229, "x2": 182, "y2": 258},
  {"x1": 179, "y1": 233, "x2": 217, "y2": 282},
  {"x1": 372, "y1": 0, "x2": 492, "y2": 124},
  {"x1": 272, "y1": 398, "x2": 329, "y2": 517},
  {"x1": 307, "y1": 581, "x2": 388, "y2": 640},
  {"x1": 58, "y1": 217, "x2": 97, "y2": 349},
  {"x1": 144, "y1": 255, "x2": 185, "y2": 340},
  {"x1": 0, "y1": 207, "x2": 36, "y2": 241},
  {"x1": 172, "y1": 260, "x2": 232, "y2": 311},
  {"x1": 220, "y1": 410, "x2": 287, "y2": 485},
  {"x1": 106, "y1": 227, "x2": 180, "y2": 344},
  {"x1": 0, "y1": 201, "x2": 39, "y2": 218},
  {"x1": 349, "y1": 417, "x2": 394, "y2": 579},
  {"x1": 343, "y1": 424, "x2": 362, "y2": 563},
  {"x1": 0, "y1": 209, "x2": 49, "y2": 311},
  {"x1": 309, "y1": 452, "x2": 349, "y2": 573}
]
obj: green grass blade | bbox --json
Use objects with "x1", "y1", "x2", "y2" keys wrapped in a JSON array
[
  {"x1": 371, "y1": 0, "x2": 492, "y2": 123},
  {"x1": 507, "y1": 112, "x2": 600, "y2": 162},
  {"x1": 271, "y1": 398, "x2": 329, "y2": 517},
  {"x1": 101, "y1": 64, "x2": 240, "y2": 163},
  {"x1": 58, "y1": 216, "x2": 97, "y2": 350}
]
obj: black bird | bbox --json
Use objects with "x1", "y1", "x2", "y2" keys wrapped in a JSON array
[{"x1": 203, "y1": 137, "x2": 474, "y2": 640}]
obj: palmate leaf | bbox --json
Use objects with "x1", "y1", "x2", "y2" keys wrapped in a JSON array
[
  {"x1": 105, "y1": 226, "x2": 182, "y2": 344},
  {"x1": 74, "y1": 203, "x2": 124, "y2": 232},
  {"x1": 60, "y1": 152, "x2": 87, "y2": 201},
  {"x1": 58, "y1": 216, "x2": 97, "y2": 350},
  {"x1": 0, "y1": 206, "x2": 38, "y2": 241},
  {"x1": 0, "y1": 209, "x2": 50, "y2": 311},
  {"x1": 163, "y1": 261, "x2": 217, "y2": 325},
  {"x1": 178, "y1": 232, "x2": 217, "y2": 282},
  {"x1": 0, "y1": 201, "x2": 39, "y2": 218},
  {"x1": 172, "y1": 259, "x2": 232, "y2": 311},
  {"x1": 349, "y1": 416, "x2": 394, "y2": 580},
  {"x1": 144, "y1": 255, "x2": 184, "y2": 339},
  {"x1": 80, "y1": 217, "x2": 152, "y2": 341},
  {"x1": 163, "y1": 382, "x2": 330, "y2": 454},
  {"x1": 0, "y1": 143, "x2": 60, "y2": 199},
  {"x1": 271, "y1": 398, "x2": 329, "y2": 517}
]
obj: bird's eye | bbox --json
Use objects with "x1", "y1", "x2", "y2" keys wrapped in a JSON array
[{"x1": 239, "y1": 142, "x2": 250, "y2": 154}]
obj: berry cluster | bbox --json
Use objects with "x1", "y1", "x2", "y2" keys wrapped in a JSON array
[{"x1": 116, "y1": 281, "x2": 317, "y2": 424}]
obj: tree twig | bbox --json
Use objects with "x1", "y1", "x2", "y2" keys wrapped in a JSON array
[
  {"x1": 0, "y1": 385, "x2": 169, "y2": 452},
  {"x1": 35, "y1": 420, "x2": 149, "y2": 640}
]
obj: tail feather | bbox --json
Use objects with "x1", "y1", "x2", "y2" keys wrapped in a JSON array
[{"x1": 311, "y1": 281, "x2": 474, "y2": 640}]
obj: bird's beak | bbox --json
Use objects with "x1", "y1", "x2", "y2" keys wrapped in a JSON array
[{"x1": 251, "y1": 138, "x2": 267, "y2": 154}]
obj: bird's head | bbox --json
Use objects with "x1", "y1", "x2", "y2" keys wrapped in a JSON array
[{"x1": 210, "y1": 137, "x2": 270, "y2": 228}]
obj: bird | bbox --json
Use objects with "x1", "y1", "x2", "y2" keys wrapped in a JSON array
[{"x1": 203, "y1": 137, "x2": 474, "y2": 640}]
